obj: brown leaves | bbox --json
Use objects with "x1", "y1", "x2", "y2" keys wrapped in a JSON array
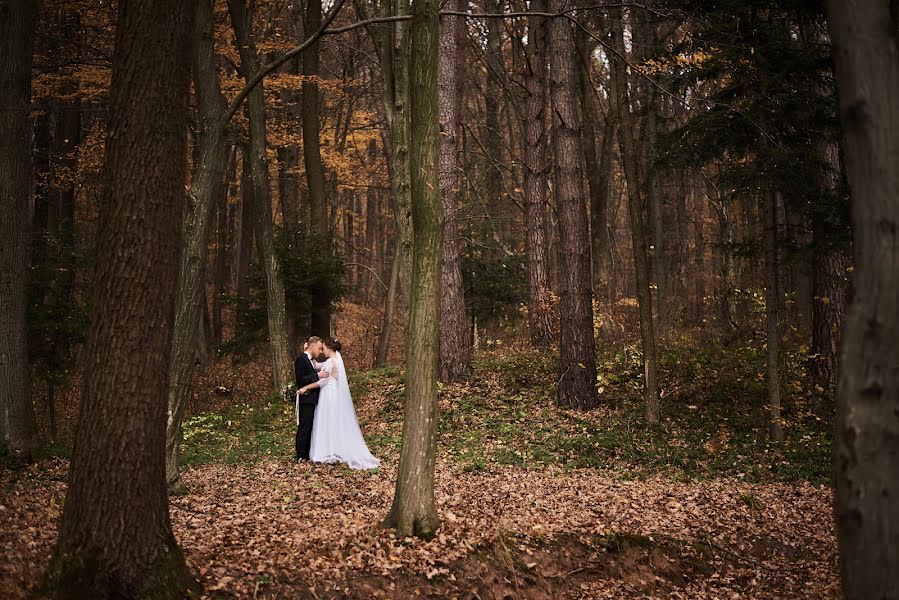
[{"x1": 0, "y1": 457, "x2": 839, "y2": 598}]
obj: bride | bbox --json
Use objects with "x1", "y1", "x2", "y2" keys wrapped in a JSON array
[{"x1": 297, "y1": 337, "x2": 380, "y2": 470}]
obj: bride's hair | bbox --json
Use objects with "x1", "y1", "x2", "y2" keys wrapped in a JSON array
[{"x1": 323, "y1": 336, "x2": 342, "y2": 353}]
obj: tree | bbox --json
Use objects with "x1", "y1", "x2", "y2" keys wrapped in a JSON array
[
  {"x1": 296, "y1": 0, "x2": 332, "y2": 334},
  {"x1": 609, "y1": 5, "x2": 660, "y2": 421},
  {"x1": 0, "y1": 0, "x2": 39, "y2": 460},
  {"x1": 438, "y1": 1, "x2": 470, "y2": 383},
  {"x1": 549, "y1": 1, "x2": 597, "y2": 409},
  {"x1": 165, "y1": 0, "x2": 231, "y2": 495},
  {"x1": 356, "y1": 0, "x2": 414, "y2": 361},
  {"x1": 45, "y1": 0, "x2": 197, "y2": 595},
  {"x1": 229, "y1": 0, "x2": 294, "y2": 390},
  {"x1": 383, "y1": 0, "x2": 442, "y2": 538},
  {"x1": 521, "y1": 0, "x2": 554, "y2": 349},
  {"x1": 826, "y1": 2, "x2": 899, "y2": 597}
]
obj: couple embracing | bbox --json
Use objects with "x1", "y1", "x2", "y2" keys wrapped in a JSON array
[{"x1": 294, "y1": 336, "x2": 380, "y2": 470}]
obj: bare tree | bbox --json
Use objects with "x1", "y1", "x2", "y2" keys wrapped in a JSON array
[
  {"x1": 229, "y1": 0, "x2": 294, "y2": 389},
  {"x1": 826, "y1": 2, "x2": 899, "y2": 596},
  {"x1": 608, "y1": 5, "x2": 660, "y2": 421},
  {"x1": 166, "y1": 0, "x2": 232, "y2": 495}
]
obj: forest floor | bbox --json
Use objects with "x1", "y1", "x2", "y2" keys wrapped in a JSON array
[{"x1": 1, "y1": 307, "x2": 839, "y2": 598}]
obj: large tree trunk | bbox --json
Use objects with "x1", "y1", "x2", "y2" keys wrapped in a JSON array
[
  {"x1": 826, "y1": 4, "x2": 899, "y2": 596},
  {"x1": 549, "y1": 0, "x2": 597, "y2": 410},
  {"x1": 296, "y1": 0, "x2": 331, "y2": 334},
  {"x1": 165, "y1": 0, "x2": 231, "y2": 496},
  {"x1": 438, "y1": 1, "x2": 469, "y2": 383},
  {"x1": 0, "y1": 0, "x2": 38, "y2": 460},
  {"x1": 45, "y1": 0, "x2": 197, "y2": 595},
  {"x1": 609, "y1": 5, "x2": 660, "y2": 421},
  {"x1": 383, "y1": 0, "x2": 442, "y2": 538},
  {"x1": 762, "y1": 189, "x2": 783, "y2": 442},
  {"x1": 229, "y1": 0, "x2": 294, "y2": 389},
  {"x1": 522, "y1": 0, "x2": 554, "y2": 349}
]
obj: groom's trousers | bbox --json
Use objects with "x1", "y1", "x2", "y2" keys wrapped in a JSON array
[{"x1": 295, "y1": 404, "x2": 316, "y2": 460}]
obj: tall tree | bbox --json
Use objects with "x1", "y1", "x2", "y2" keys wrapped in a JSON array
[
  {"x1": 826, "y1": 2, "x2": 899, "y2": 597},
  {"x1": 45, "y1": 0, "x2": 197, "y2": 595},
  {"x1": 609, "y1": 5, "x2": 660, "y2": 421},
  {"x1": 0, "y1": 0, "x2": 38, "y2": 460},
  {"x1": 383, "y1": 0, "x2": 442, "y2": 538},
  {"x1": 229, "y1": 0, "x2": 294, "y2": 390},
  {"x1": 521, "y1": 0, "x2": 554, "y2": 349},
  {"x1": 356, "y1": 0, "x2": 414, "y2": 358},
  {"x1": 296, "y1": 0, "x2": 331, "y2": 334},
  {"x1": 438, "y1": 1, "x2": 469, "y2": 383},
  {"x1": 166, "y1": 0, "x2": 232, "y2": 495},
  {"x1": 549, "y1": 0, "x2": 598, "y2": 409}
]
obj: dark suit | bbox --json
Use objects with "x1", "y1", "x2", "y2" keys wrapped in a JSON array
[{"x1": 294, "y1": 353, "x2": 321, "y2": 460}]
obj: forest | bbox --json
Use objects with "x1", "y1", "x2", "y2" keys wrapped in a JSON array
[{"x1": 0, "y1": 0, "x2": 897, "y2": 597}]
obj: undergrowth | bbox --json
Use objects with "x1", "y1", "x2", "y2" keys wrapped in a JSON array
[{"x1": 178, "y1": 336, "x2": 831, "y2": 484}]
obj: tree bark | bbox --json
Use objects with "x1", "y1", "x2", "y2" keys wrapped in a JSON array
[
  {"x1": 826, "y1": 3, "x2": 899, "y2": 596},
  {"x1": 165, "y1": 0, "x2": 231, "y2": 496},
  {"x1": 762, "y1": 189, "x2": 783, "y2": 442},
  {"x1": 522, "y1": 0, "x2": 554, "y2": 349},
  {"x1": 45, "y1": 0, "x2": 197, "y2": 595},
  {"x1": 0, "y1": 0, "x2": 38, "y2": 460},
  {"x1": 438, "y1": 1, "x2": 470, "y2": 383},
  {"x1": 212, "y1": 147, "x2": 236, "y2": 345},
  {"x1": 375, "y1": 246, "x2": 401, "y2": 367},
  {"x1": 229, "y1": 0, "x2": 294, "y2": 390},
  {"x1": 549, "y1": 0, "x2": 597, "y2": 410},
  {"x1": 609, "y1": 5, "x2": 660, "y2": 421},
  {"x1": 383, "y1": 0, "x2": 442, "y2": 539}
]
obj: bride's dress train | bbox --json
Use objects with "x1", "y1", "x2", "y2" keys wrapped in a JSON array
[{"x1": 309, "y1": 352, "x2": 380, "y2": 470}]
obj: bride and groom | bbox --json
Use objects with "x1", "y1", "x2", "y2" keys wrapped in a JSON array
[{"x1": 294, "y1": 336, "x2": 380, "y2": 470}]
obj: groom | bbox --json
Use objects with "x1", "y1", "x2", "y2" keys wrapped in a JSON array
[{"x1": 295, "y1": 336, "x2": 329, "y2": 461}]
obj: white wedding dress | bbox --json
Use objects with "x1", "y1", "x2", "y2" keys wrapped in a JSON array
[{"x1": 309, "y1": 352, "x2": 380, "y2": 470}]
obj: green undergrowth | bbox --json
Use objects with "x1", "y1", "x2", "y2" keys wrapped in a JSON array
[{"x1": 179, "y1": 338, "x2": 832, "y2": 484}]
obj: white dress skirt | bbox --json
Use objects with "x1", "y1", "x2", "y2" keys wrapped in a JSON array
[{"x1": 308, "y1": 352, "x2": 380, "y2": 470}]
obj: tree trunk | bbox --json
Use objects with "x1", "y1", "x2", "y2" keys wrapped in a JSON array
[
  {"x1": 0, "y1": 0, "x2": 38, "y2": 460},
  {"x1": 484, "y1": 0, "x2": 504, "y2": 243},
  {"x1": 826, "y1": 4, "x2": 899, "y2": 596},
  {"x1": 383, "y1": 0, "x2": 442, "y2": 538},
  {"x1": 212, "y1": 147, "x2": 236, "y2": 345},
  {"x1": 438, "y1": 2, "x2": 469, "y2": 383},
  {"x1": 549, "y1": 0, "x2": 597, "y2": 410},
  {"x1": 358, "y1": 0, "x2": 413, "y2": 346},
  {"x1": 575, "y1": 8, "x2": 606, "y2": 294},
  {"x1": 809, "y1": 140, "x2": 847, "y2": 402},
  {"x1": 235, "y1": 150, "x2": 254, "y2": 298},
  {"x1": 229, "y1": 0, "x2": 294, "y2": 390},
  {"x1": 609, "y1": 5, "x2": 660, "y2": 421},
  {"x1": 165, "y1": 0, "x2": 231, "y2": 496},
  {"x1": 296, "y1": 0, "x2": 331, "y2": 334},
  {"x1": 375, "y1": 246, "x2": 401, "y2": 367},
  {"x1": 762, "y1": 189, "x2": 783, "y2": 442},
  {"x1": 522, "y1": 0, "x2": 554, "y2": 349},
  {"x1": 46, "y1": 0, "x2": 197, "y2": 595}
]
